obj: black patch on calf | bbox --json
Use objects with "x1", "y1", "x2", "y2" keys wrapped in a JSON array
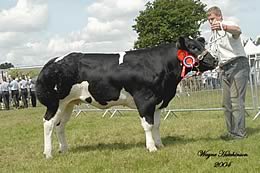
[
  {"x1": 85, "y1": 97, "x2": 92, "y2": 103},
  {"x1": 88, "y1": 79, "x2": 121, "y2": 105},
  {"x1": 44, "y1": 106, "x2": 58, "y2": 121}
]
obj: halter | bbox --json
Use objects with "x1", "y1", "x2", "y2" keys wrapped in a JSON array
[{"x1": 177, "y1": 49, "x2": 208, "y2": 78}]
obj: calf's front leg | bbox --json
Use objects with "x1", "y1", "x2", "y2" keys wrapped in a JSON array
[{"x1": 140, "y1": 117, "x2": 157, "y2": 152}]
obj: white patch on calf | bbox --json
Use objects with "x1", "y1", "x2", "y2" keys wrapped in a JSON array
[
  {"x1": 62, "y1": 81, "x2": 135, "y2": 109},
  {"x1": 155, "y1": 101, "x2": 163, "y2": 110},
  {"x1": 43, "y1": 117, "x2": 57, "y2": 159},
  {"x1": 60, "y1": 81, "x2": 92, "y2": 106},
  {"x1": 55, "y1": 56, "x2": 65, "y2": 63},
  {"x1": 118, "y1": 52, "x2": 126, "y2": 64},
  {"x1": 140, "y1": 117, "x2": 157, "y2": 152},
  {"x1": 54, "y1": 85, "x2": 58, "y2": 91}
]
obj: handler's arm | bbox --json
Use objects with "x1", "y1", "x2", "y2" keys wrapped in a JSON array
[
  {"x1": 211, "y1": 22, "x2": 242, "y2": 39},
  {"x1": 222, "y1": 24, "x2": 241, "y2": 39}
]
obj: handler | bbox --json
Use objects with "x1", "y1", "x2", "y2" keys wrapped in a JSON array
[{"x1": 207, "y1": 6, "x2": 249, "y2": 140}]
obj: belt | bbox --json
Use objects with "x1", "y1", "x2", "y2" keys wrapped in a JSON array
[{"x1": 219, "y1": 56, "x2": 247, "y2": 69}]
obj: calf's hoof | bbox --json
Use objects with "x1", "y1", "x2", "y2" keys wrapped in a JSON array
[
  {"x1": 44, "y1": 153, "x2": 53, "y2": 159},
  {"x1": 58, "y1": 146, "x2": 68, "y2": 154},
  {"x1": 43, "y1": 151, "x2": 53, "y2": 159},
  {"x1": 155, "y1": 143, "x2": 164, "y2": 148},
  {"x1": 147, "y1": 146, "x2": 158, "y2": 152}
]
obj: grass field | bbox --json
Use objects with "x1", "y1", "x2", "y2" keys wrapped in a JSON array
[{"x1": 1, "y1": 105, "x2": 260, "y2": 173}]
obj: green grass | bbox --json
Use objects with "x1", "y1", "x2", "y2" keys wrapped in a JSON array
[{"x1": 1, "y1": 106, "x2": 260, "y2": 173}]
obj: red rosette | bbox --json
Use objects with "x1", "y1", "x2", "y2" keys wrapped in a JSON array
[
  {"x1": 177, "y1": 49, "x2": 188, "y2": 61},
  {"x1": 183, "y1": 56, "x2": 195, "y2": 68}
]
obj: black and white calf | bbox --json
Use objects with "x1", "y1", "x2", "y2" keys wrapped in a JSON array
[{"x1": 36, "y1": 37, "x2": 218, "y2": 158}]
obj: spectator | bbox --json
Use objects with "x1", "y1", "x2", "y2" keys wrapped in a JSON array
[
  {"x1": 0, "y1": 77, "x2": 10, "y2": 110},
  {"x1": 0, "y1": 81, "x2": 3, "y2": 109},
  {"x1": 211, "y1": 69, "x2": 219, "y2": 89},
  {"x1": 19, "y1": 75, "x2": 28, "y2": 108},
  {"x1": 29, "y1": 78, "x2": 37, "y2": 107},
  {"x1": 10, "y1": 77, "x2": 20, "y2": 108}
]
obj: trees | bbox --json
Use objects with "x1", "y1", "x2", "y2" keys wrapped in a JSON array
[
  {"x1": 0, "y1": 62, "x2": 14, "y2": 69},
  {"x1": 256, "y1": 36, "x2": 260, "y2": 46},
  {"x1": 133, "y1": 0, "x2": 206, "y2": 48}
]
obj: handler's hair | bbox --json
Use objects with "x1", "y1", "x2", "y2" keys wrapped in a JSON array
[{"x1": 207, "y1": 6, "x2": 222, "y2": 17}]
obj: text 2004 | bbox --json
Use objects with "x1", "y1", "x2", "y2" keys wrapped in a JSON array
[{"x1": 214, "y1": 161, "x2": 232, "y2": 167}]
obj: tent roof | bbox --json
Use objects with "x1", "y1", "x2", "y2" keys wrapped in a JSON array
[{"x1": 244, "y1": 39, "x2": 260, "y2": 55}]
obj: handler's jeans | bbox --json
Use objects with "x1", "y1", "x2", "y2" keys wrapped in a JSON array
[{"x1": 220, "y1": 56, "x2": 250, "y2": 137}]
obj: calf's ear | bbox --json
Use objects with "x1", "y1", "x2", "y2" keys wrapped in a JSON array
[{"x1": 176, "y1": 37, "x2": 186, "y2": 50}]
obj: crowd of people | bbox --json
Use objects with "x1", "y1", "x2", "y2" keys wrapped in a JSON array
[
  {"x1": 0, "y1": 75, "x2": 36, "y2": 110},
  {"x1": 201, "y1": 69, "x2": 221, "y2": 89}
]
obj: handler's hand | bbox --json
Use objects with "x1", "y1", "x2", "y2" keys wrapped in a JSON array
[{"x1": 211, "y1": 21, "x2": 222, "y2": 31}]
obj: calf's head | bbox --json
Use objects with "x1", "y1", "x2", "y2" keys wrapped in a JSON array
[{"x1": 176, "y1": 37, "x2": 218, "y2": 72}]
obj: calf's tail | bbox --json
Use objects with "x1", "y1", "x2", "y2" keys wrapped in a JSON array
[{"x1": 36, "y1": 58, "x2": 60, "y2": 120}]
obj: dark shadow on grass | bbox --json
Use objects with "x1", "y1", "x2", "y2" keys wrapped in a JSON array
[
  {"x1": 70, "y1": 135, "x2": 220, "y2": 153},
  {"x1": 69, "y1": 126, "x2": 260, "y2": 153},
  {"x1": 162, "y1": 135, "x2": 220, "y2": 146},
  {"x1": 71, "y1": 142, "x2": 145, "y2": 153},
  {"x1": 246, "y1": 127, "x2": 260, "y2": 136}
]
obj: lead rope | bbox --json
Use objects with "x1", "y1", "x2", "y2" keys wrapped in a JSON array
[{"x1": 208, "y1": 21, "x2": 226, "y2": 62}]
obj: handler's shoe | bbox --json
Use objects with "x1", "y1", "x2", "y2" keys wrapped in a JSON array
[
  {"x1": 220, "y1": 132, "x2": 247, "y2": 140},
  {"x1": 231, "y1": 132, "x2": 248, "y2": 139}
]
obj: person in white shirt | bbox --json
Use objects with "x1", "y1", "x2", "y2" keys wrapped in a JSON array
[
  {"x1": 10, "y1": 77, "x2": 20, "y2": 108},
  {"x1": 19, "y1": 75, "x2": 29, "y2": 108},
  {"x1": 28, "y1": 78, "x2": 37, "y2": 107},
  {"x1": 207, "y1": 6, "x2": 249, "y2": 140},
  {"x1": 0, "y1": 77, "x2": 10, "y2": 110},
  {"x1": 0, "y1": 82, "x2": 2, "y2": 106},
  {"x1": 211, "y1": 69, "x2": 219, "y2": 89}
]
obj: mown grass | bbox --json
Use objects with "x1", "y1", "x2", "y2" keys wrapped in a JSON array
[{"x1": 1, "y1": 105, "x2": 260, "y2": 173}]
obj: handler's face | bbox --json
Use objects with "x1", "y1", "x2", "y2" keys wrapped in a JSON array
[{"x1": 207, "y1": 13, "x2": 222, "y2": 26}]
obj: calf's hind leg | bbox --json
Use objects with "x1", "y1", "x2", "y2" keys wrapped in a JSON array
[
  {"x1": 43, "y1": 113, "x2": 56, "y2": 159},
  {"x1": 55, "y1": 104, "x2": 74, "y2": 154},
  {"x1": 152, "y1": 110, "x2": 164, "y2": 148}
]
